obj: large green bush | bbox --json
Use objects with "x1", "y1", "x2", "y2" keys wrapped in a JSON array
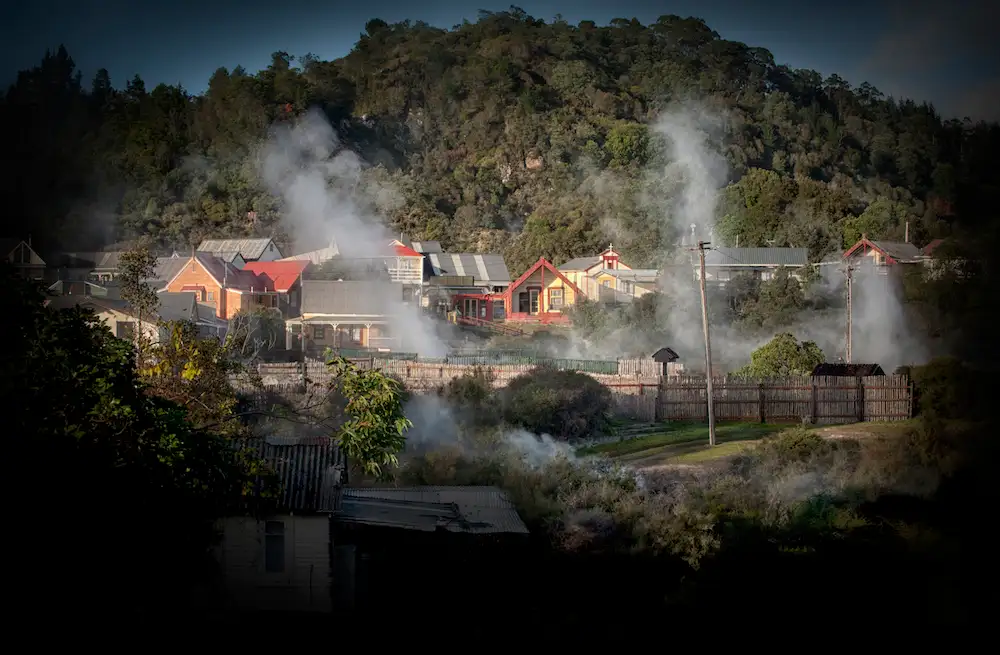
[
  {"x1": 909, "y1": 357, "x2": 982, "y2": 420},
  {"x1": 501, "y1": 367, "x2": 612, "y2": 440}
]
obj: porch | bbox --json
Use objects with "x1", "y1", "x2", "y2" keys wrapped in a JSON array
[{"x1": 285, "y1": 317, "x2": 401, "y2": 354}]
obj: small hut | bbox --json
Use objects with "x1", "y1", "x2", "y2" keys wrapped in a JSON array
[
  {"x1": 651, "y1": 347, "x2": 680, "y2": 375},
  {"x1": 811, "y1": 363, "x2": 885, "y2": 377}
]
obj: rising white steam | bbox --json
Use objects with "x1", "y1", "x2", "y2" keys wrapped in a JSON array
[{"x1": 259, "y1": 109, "x2": 447, "y2": 356}]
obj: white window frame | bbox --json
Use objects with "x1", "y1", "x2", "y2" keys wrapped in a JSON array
[{"x1": 549, "y1": 288, "x2": 564, "y2": 309}]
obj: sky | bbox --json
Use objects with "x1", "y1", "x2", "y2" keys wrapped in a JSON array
[{"x1": 3, "y1": 0, "x2": 997, "y2": 121}]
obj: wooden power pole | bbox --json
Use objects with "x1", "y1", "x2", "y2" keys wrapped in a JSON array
[
  {"x1": 694, "y1": 241, "x2": 717, "y2": 447},
  {"x1": 844, "y1": 263, "x2": 854, "y2": 363}
]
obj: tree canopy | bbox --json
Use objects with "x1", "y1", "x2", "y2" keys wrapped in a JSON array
[{"x1": 2, "y1": 11, "x2": 997, "y2": 279}]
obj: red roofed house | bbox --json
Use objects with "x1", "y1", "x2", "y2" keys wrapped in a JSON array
[
  {"x1": 495, "y1": 257, "x2": 584, "y2": 325},
  {"x1": 243, "y1": 259, "x2": 310, "y2": 319},
  {"x1": 162, "y1": 253, "x2": 278, "y2": 320}
]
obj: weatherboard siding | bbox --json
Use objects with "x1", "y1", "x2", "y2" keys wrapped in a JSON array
[{"x1": 218, "y1": 515, "x2": 331, "y2": 613}]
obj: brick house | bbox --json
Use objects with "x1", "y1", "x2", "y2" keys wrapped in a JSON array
[{"x1": 161, "y1": 253, "x2": 278, "y2": 320}]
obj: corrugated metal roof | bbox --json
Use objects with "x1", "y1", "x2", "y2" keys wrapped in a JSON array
[
  {"x1": 242, "y1": 436, "x2": 346, "y2": 513},
  {"x1": 158, "y1": 291, "x2": 198, "y2": 322},
  {"x1": 704, "y1": 247, "x2": 809, "y2": 267},
  {"x1": 197, "y1": 238, "x2": 276, "y2": 261},
  {"x1": 870, "y1": 240, "x2": 921, "y2": 262},
  {"x1": 602, "y1": 268, "x2": 659, "y2": 282},
  {"x1": 411, "y1": 241, "x2": 442, "y2": 254},
  {"x1": 280, "y1": 244, "x2": 340, "y2": 265},
  {"x1": 428, "y1": 253, "x2": 510, "y2": 285},
  {"x1": 299, "y1": 279, "x2": 401, "y2": 315},
  {"x1": 340, "y1": 486, "x2": 529, "y2": 534},
  {"x1": 558, "y1": 256, "x2": 601, "y2": 271},
  {"x1": 150, "y1": 257, "x2": 187, "y2": 285}
]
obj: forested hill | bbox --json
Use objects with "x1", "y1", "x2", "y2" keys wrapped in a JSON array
[{"x1": 3, "y1": 8, "x2": 998, "y2": 275}]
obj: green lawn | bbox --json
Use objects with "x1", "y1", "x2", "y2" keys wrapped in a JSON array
[{"x1": 577, "y1": 421, "x2": 788, "y2": 458}]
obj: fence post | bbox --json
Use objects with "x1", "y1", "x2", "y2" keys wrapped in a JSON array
[
  {"x1": 758, "y1": 383, "x2": 765, "y2": 424},
  {"x1": 810, "y1": 379, "x2": 818, "y2": 423},
  {"x1": 856, "y1": 377, "x2": 865, "y2": 422}
]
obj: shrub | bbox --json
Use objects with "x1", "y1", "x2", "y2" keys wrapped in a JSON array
[
  {"x1": 438, "y1": 366, "x2": 498, "y2": 427},
  {"x1": 909, "y1": 356, "x2": 981, "y2": 420},
  {"x1": 754, "y1": 427, "x2": 833, "y2": 466},
  {"x1": 501, "y1": 367, "x2": 612, "y2": 440}
]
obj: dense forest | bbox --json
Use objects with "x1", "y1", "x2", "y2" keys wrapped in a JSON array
[{"x1": 3, "y1": 8, "x2": 998, "y2": 278}]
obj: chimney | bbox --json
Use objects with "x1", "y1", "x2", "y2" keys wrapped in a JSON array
[{"x1": 904, "y1": 221, "x2": 910, "y2": 243}]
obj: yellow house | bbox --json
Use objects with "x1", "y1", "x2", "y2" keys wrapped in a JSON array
[
  {"x1": 557, "y1": 245, "x2": 657, "y2": 303},
  {"x1": 501, "y1": 257, "x2": 584, "y2": 324}
]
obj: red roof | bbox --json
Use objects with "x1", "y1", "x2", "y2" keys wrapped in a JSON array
[
  {"x1": 242, "y1": 260, "x2": 310, "y2": 292},
  {"x1": 391, "y1": 242, "x2": 423, "y2": 258}
]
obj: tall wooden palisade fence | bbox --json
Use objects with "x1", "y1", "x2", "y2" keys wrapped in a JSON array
[{"x1": 656, "y1": 374, "x2": 912, "y2": 424}]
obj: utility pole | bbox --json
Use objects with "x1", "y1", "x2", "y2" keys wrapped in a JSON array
[
  {"x1": 693, "y1": 241, "x2": 717, "y2": 447},
  {"x1": 844, "y1": 263, "x2": 854, "y2": 363}
]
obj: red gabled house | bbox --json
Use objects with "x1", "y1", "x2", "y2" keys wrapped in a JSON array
[{"x1": 492, "y1": 257, "x2": 585, "y2": 324}]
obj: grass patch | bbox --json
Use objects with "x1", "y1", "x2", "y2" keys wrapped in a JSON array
[
  {"x1": 577, "y1": 421, "x2": 787, "y2": 458},
  {"x1": 670, "y1": 441, "x2": 757, "y2": 464}
]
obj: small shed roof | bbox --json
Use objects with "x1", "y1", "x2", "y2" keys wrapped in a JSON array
[
  {"x1": 811, "y1": 363, "x2": 885, "y2": 377},
  {"x1": 651, "y1": 347, "x2": 679, "y2": 363},
  {"x1": 338, "y1": 486, "x2": 529, "y2": 534},
  {"x1": 240, "y1": 436, "x2": 346, "y2": 514},
  {"x1": 428, "y1": 253, "x2": 511, "y2": 286}
]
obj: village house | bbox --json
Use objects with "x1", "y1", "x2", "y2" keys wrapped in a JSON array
[
  {"x1": 1, "y1": 238, "x2": 46, "y2": 280},
  {"x1": 842, "y1": 235, "x2": 923, "y2": 271},
  {"x1": 197, "y1": 238, "x2": 283, "y2": 266},
  {"x1": 426, "y1": 251, "x2": 512, "y2": 318},
  {"x1": 698, "y1": 247, "x2": 810, "y2": 284},
  {"x1": 44, "y1": 291, "x2": 211, "y2": 341},
  {"x1": 214, "y1": 436, "x2": 530, "y2": 616},
  {"x1": 558, "y1": 245, "x2": 656, "y2": 303},
  {"x1": 493, "y1": 257, "x2": 584, "y2": 324},
  {"x1": 161, "y1": 252, "x2": 280, "y2": 320},
  {"x1": 284, "y1": 279, "x2": 404, "y2": 354},
  {"x1": 242, "y1": 260, "x2": 311, "y2": 319}
]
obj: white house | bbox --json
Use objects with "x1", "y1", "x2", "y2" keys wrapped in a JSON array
[{"x1": 696, "y1": 247, "x2": 810, "y2": 284}]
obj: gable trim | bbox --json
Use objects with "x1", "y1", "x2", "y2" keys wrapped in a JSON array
[
  {"x1": 163, "y1": 256, "x2": 225, "y2": 291},
  {"x1": 506, "y1": 258, "x2": 584, "y2": 298}
]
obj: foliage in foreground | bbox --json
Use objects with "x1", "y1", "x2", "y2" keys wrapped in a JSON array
[{"x1": 4, "y1": 266, "x2": 258, "y2": 617}]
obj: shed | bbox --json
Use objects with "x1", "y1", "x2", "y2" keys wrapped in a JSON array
[
  {"x1": 651, "y1": 347, "x2": 679, "y2": 375},
  {"x1": 811, "y1": 363, "x2": 885, "y2": 377}
]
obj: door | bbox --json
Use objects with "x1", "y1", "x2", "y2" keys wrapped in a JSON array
[
  {"x1": 529, "y1": 288, "x2": 540, "y2": 314},
  {"x1": 464, "y1": 298, "x2": 478, "y2": 317}
]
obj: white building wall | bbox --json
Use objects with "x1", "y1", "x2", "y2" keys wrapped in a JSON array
[{"x1": 217, "y1": 514, "x2": 331, "y2": 613}]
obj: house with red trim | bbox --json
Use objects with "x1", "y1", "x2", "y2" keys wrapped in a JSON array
[
  {"x1": 843, "y1": 234, "x2": 924, "y2": 267},
  {"x1": 489, "y1": 257, "x2": 584, "y2": 325}
]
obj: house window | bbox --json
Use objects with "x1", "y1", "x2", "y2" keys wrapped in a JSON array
[
  {"x1": 550, "y1": 288, "x2": 564, "y2": 309},
  {"x1": 493, "y1": 302, "x2": 505, "y2": 320},
  {"x1": 264, "y1": 520, "x2": 285, "y2": 573},
  {"x1": 351, "y1": 327, "x2": 363, "y2": 343},
  {"x1": 313, "y1": 325, "x2": 326, "y2": 339},
  {"x1": 207, "y1": 291, "x2": 215, "y2": 302},
  {"x1": 602, "y1": 280, "x2": 611, "y2": 287}
]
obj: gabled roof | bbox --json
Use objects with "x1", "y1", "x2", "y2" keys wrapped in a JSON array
[
  {"x1": 164, "y1": 253, "x2": 271, "y2": 292},
  {"x1": 558, "y1": 256, "x2": 601, "y2": 272},
  {"x1": 2, "y1": 239, "x2": 46, "y2": 266},
  {"x1": 157, "y1": 292, "x2": 199, "y2": 323},
  {"x1": 507, "y1": 258, "x2": 584, "y2": 297},
  {"x1": 197, "y1": 238, "x2": 276, "y2": 261},
  {"x1": 339, "y1": 486, "x2": 528, "y2": 534},
  {"x1": 428, "y1": 253, "x2": 511, "y2": 285},
  {"x1": 43, "y1": 294, "x2": 192, "y2": 324},
  {"x1": 147, "y1": 257, "x2": 187, "y2": 288},
  {"x1": 843, "y1": 236, "x2": 922, "y2": 263},
  {"x1": 651, "y1": 347, "x2": 679, "y2": 363},
  {"x1": 389, "y1": 240, "x2": 423, "y2": 258},
  {"x1": 243, "y1": 260, "x2": 310, "y2": 292},
  {"x1": 411, "y1": 241, "x2": 442, "y2": 254},
  {"x1": 704, "y1": 247, "x2": 809, "y2": 267},
  {"x1": 299, "y1": 280, "x2": 402, "y2": 315}
]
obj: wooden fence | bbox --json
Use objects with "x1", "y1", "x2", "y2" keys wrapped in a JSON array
[
  {"x1": 656, "y1": 375, "x2": 912, "y2": 424},
  {"x1": 251, "y1": 363, "x2": 912, "y2": 426}
]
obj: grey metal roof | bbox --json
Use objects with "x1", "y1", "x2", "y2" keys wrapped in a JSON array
[
  {"x1": 157, "y1": 291, "x2": 198, "y2": 323},
  {"x1": 601, "y1": 268, "x2": 660, "y2": 282},
  {"x1": 410, "y1": 241, "x2": 442, "y2": 254},
  {"x1": 197, "y1": 238, "x2": 276, "y2": 261},
  {"x1": 149, "y1": 257, "x2": 187, "y2": 285},
  {"x1": 428, "y1": 253, "x2": 510, "y2": 285},
  {"x1": 339, "y1": 486, "x2": 529, "y2": 534},
  {"x1": 299, "y1": 279, "x2": 402, "y2": 315},
  {"x1": 869, "y1": 240, "x2": 922, "y2": 262},
  {"x1": 241, "y1": 436, "x2": 346, "y2": 514},
  {"x1": 704, "y1": 247, "x2": 809, "y2": 267},
  {"x1": 558, "y1": 256, "x2": 601, "y2": 271}
]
